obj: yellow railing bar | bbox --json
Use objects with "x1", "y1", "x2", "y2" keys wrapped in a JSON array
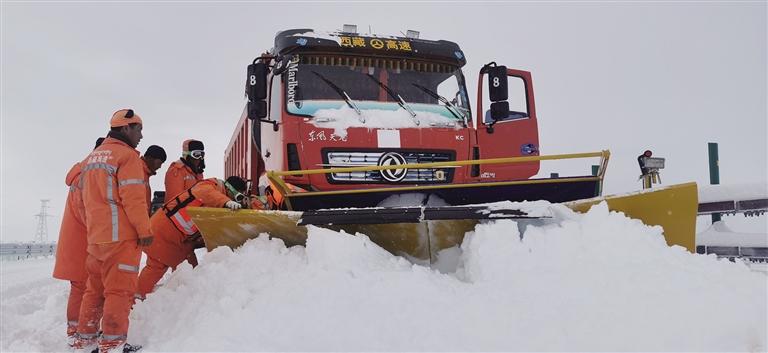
[{"x1": 266, "y1": 150, "x2": 610, "y2": 200}]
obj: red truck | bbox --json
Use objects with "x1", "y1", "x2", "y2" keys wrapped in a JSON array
[{"x1": 224, "y1": 27, "x2": 604, "y2": 211}]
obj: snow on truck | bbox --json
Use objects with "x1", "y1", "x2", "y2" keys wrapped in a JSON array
[{"x1": 188, "y1": 27, "x2": 698, "y2": 263}]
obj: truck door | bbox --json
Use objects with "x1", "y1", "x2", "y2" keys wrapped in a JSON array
[{"x1": 474, "y1": 68, "x2": 540, "y2": 181}]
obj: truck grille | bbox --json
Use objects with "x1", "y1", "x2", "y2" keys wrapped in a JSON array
[{"x1": 323, "y1": 150, "x2": 455, "y2": 184}]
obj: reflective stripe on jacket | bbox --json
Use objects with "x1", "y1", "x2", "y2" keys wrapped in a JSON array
[
  {"x1": 162, "y1": 178, "x2": 231, "y2": 236},
  {"x1": 81, "y1": 137, "x2": 151, "y2": 244}
]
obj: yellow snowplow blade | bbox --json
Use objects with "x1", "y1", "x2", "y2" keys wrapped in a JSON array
[
  {"x1": 187, "y1": 207, "x2": 477, "y2": 262},
  {"x1": 187, "y1": 182, "x2": 698, "y2": 260},
  {"x1": 186, "y1": 208, "x2": 308, "y2": 251},
  {"x1": 563, "y1": 182, "x2": 699, "y2": 252}
]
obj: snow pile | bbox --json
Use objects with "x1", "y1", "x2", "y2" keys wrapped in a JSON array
[
  {"x1": 699, "y1": 182, "x2": 768, "y2": 203},
  {"x1": 311, "y1": 106, "x2": 460, "y2": 138},
  {"x1": 697, "y1": 220, "x2": 768, "y2": 248},
  {"x1": 2, "y1": 203, "x2": 766, "y2": 352},
  {"x1": 0, "y1": 259, "x2": 69, "y2": 352},
  {"x1": 127, "y1": 202, "x2": 765, "y2": 352}
]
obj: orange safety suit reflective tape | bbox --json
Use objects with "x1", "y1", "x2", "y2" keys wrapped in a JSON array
[
  {"x1": 163, "y1": 160, "x2": 202, "y2": 204},
  {"x1": 137, "y1": 179, "x2": 231, "y2": 297}
]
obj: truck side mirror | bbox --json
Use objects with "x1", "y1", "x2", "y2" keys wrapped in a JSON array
[
  {"x1": 485, "y1": 64, "x2": 509, "y2": 128},
  {"x1": 247, "y1": 100, "x2": 267, "y2": 120},
  {"x1": 490, "y1": 101, "x2": 509, "y2": 121},
  {"x1": 487, "y1": 65, "x2": 508, "y2": 102},
  {"x1": 246, "y1": 63, "x2": 268, "y2": 101}
]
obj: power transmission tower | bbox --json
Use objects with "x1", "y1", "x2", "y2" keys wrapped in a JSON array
[{"x1": 33, "y1": 199, "x2": 52, "y2": 243}]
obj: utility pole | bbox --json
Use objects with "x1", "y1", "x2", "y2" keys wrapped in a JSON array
[{"x1": 33, "y1": 199, "x2": 52, "y2": 243}]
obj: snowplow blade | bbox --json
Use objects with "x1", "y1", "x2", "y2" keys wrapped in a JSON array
[
  {"x1": 564, "y1": 182, "x2": 699, "y2": 252},
  {"x1": 187, "y1": 205, "x2": 541, "y2": 262},
  {"x1": 186, "y1": 208, "x2": 308, "y2": 251}
]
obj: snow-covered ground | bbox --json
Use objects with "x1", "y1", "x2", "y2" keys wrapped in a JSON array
[
  {"x1": 1, "y1": 202, "x2": 766, "y2": 352},
  {"x1": 698, "y1": 183, "x2": 768, "y2": 203}
]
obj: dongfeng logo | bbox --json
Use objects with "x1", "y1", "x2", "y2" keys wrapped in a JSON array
[{"x1": 378, "y1": 152, "x2": 408, "y2": 182}]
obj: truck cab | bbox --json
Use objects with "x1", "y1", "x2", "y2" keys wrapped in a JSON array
[{"x1": 226, "y1": 28, "x2": 541, "y2": 208}]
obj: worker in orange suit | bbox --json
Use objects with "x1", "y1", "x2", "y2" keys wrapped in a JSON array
[
  {"x1": 136, "y1": 176, "x2": 248, "y2": 299},
  {"x1": 163, "y1": 139, "x2": 204, "y2": 203},
  {"x1": 73, "y1": 109, "x2": 153, "y2": 353},
  {"x1": 141, "y1": 145, "x2": 167, "y2": 213},
  {"x1": 52, "y1": 137, "x2": 104, "y2": 347}
]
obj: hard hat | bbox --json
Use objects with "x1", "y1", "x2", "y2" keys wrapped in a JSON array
[{"x1": 110, "y1": 109, "x2": 143, "y2": 128}]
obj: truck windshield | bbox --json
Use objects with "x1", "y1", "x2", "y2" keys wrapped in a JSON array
[{"x1": 284, "y1": 54, "x2": 470, "y2": 123}]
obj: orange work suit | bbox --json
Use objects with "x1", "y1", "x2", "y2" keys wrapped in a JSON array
[
  {"x1": 137, "y1": 178, "x2": 232, "y2": 297},
  {"x1": 52, "y1": 162, "x2": 89, "y2": 338},
  {"x1": 77, "y1": 137, "x2": 151, "y2": 343},
  {"x1": 163, "y1": 160, "x2": 202, "y2": 204}
]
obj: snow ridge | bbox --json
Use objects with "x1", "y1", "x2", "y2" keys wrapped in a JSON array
[{"x1": 1, "y1": 202, "x2": 765, "y2": 352}]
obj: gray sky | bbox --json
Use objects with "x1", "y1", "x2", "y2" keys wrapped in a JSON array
[{"x1": 2, "y1": 2, "x2": 766, "y2": 242}]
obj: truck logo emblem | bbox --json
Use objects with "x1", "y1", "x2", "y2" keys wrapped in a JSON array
[{"x1": 378, "y1": 152, "x2": 408, "y2": 182}]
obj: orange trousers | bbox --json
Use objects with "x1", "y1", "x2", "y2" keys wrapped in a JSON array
[
  {"x1": 77, "y1": 240, "x2": 141, "y2": 341},
  {"x1": 136, "y1": 213, "x2": 198, "y2": 298},
  {"x1": 66, "y1": 280, "x2": 87, "y2": 336}
]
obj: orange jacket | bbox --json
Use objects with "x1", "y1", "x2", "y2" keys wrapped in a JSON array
[
  {"x1": 81, "y1": 137, "x2": 151, "y2": 244},
  {"x1": 164, "y1": 160, "x2": 203, "y2": 203},
  {"x1": 145, "y1": 178, "x2": 232, "y2": 266},
  {"x1": 53, "y1": 163, "x2": 88, "y2": 281}
]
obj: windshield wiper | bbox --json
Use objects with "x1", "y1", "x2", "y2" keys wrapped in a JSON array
[
  {"x1": 366, "y1": 74, "x2": 419, "y2": 126},
  {"x1": 311, "y1": 71, "x2": 365, "y2": 123},
  {"x1": 411, "y1": 83, "x2": 467, "y2": 125}
]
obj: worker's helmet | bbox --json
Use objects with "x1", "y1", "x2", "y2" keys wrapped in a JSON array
[{"x1": 110, "y1": 109, "x2": 143, "y2": 128}]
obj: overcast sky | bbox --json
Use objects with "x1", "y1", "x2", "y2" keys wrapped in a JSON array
[{"x1": 1, "y1": 2, "x2": 766, "y2": 242}]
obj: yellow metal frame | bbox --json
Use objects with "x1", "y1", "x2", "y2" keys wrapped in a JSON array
[{"x1": 267, "y1": 150, "x2": 611, "y2": 210}]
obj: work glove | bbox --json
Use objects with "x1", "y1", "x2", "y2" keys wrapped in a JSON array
[
  {"x1": 138, "y1": 235, "x2": 154, "y2": 247},
  {"x1": 225, "y1": 200, "x2": 242, "y2": 210}
]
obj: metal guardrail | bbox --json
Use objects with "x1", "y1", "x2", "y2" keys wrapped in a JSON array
[
  {"x1": 0, "y1": 243, "x2": 57, "y2": 260},
  {"x1": 696, "y1": 245, "x2": 768, "y2": 263},
  {"x1": 698, "y1": 198, "x2": 768, "y2": 216}
]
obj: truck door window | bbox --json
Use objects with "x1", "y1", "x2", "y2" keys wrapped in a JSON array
[
  {"x1": 269, "y1": 74, "x2": 282, "y2": 122},
  {"x1": 482, "y1": 75, "x2": 529, "y2": 124}
]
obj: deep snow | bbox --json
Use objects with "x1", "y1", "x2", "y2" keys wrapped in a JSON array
[{"x1": 1, "y1": 202, "x2": 766, "y2": 352}]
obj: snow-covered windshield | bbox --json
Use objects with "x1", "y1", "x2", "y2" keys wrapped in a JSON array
[{"x1": 283, "y1": 54, "x2": 471, "y2": 123}]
